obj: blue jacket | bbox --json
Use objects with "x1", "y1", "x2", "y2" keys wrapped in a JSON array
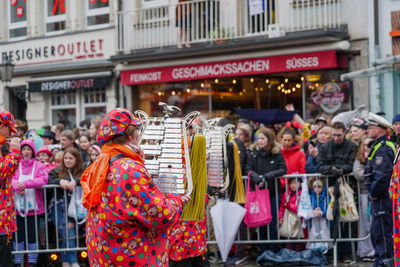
[
  {"x1": 365, "y1": 135, "x2": 395, "y2": 199},
  {"x1": 309, "y1": 186, "x2": 329, "y2": 218}
]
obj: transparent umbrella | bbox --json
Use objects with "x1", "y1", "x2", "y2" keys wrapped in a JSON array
[{"x1": 210, "y1": 198, "x2": 247, "y2": 262}]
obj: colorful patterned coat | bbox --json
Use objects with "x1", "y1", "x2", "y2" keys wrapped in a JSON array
[
  {"x1": 86, "y1": 156, "x2": 183, "y2": 267},
  {"x1": 168, "y1": 216, "x2": 208, "y2": 261},
  {"x1": 390, "y1": 157, "x2": 400, "y2": 266},
  {"x1": 0, "y1": 148, "x2": 21, "y2": 236},
  {"x1": 169, "y1": 197, "x2": 208, "y2": 261}
]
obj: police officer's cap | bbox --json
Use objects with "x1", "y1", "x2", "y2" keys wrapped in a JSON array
[{"x1": 367, "y1": 112, "x2": 391, "y2": 129}]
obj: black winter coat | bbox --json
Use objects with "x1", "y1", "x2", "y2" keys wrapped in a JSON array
[
  {"x1": 316, "y1": 138, "x2": 357, "y2": 175},
  {"x1": 48, "y1": 166, "x2": 82, "y2": 201},
  {"x1": 245, "y1": 143, "x2": 287, "y2": 196}
]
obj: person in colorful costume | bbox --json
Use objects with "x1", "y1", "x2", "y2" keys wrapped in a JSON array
[
  {"x1": 391, "y1": 151, "x2": 400, "y2": 267},
  {"x1": 364, "y1": 112, "x2": 396, "y2": 267},
  {"x1": 168, "y1": 202, "x2": 209, "y2": 266},
  {"x1": 81, "y1": 108, "x2": 189, "y2": 267},
  {"x1": 0, "y1": 110, "x2": 21, "y2": 266}
]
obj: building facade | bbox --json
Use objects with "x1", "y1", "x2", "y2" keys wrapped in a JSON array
[
  {"x1": 0, "y1": 0, "x2": 370, "y2": 128},
  {"x1": 0, "y1": 0, "x2": 118, "y2": 129},
  {"x1": 115, "y1": 0, "x2": 369, "y2": 122}
]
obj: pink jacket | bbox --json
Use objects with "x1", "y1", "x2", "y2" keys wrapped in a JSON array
[
  {"x1": 12, "y1": 140, "x2": 48, "y2": 216},
  {"x1": 279, "y1": 189, "x2": 301, "y2": 219}
]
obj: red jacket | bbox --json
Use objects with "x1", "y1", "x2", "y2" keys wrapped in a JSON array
[
  {"x1": 86, "y1": 157, "x2": 183, "y2": 267},
  {"x1": 0, "y1": 147, "x2": 21, "y2": 236},
  {"x1": 279, "y1": 189, "x2": 301, "y2": 218},
  {"x1": 280, "y1": 143, "x2": 306, "y2": 174}
]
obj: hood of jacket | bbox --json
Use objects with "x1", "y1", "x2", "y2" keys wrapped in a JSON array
[
  {"x1": 281, "y1": 142, "x2": 301, "y2": 156},
  {"x1": 20, "y1": 139, "x2": 37, "y2": 172},
  {"x1": 251, "y1": 141, "x2": 280, "y2": 155},
  {"x1": 21, "y1": 139, "x2": 36, "y2": 158},
  {"x1": 310, "y1": 185, "x2": 328, "y2": 210}
]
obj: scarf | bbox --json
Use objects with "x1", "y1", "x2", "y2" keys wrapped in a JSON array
[{"x1": 81, "y1": 143, "x2": 144, "y2": 209}]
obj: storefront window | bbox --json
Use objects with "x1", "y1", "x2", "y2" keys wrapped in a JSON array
[
  {"x1": 50, "y1": 89, "x2": 106, "y2": 128},
  {"x1": 86, "y1": 0, "x2": 110, "y2": 28},
  {"x1": 83, "y1": 89, "x2": 107, "y2": 121},
  {"x1": 138, "y1": 70, "x2": 350, "y2": 121},
  {"x1": 8, "y1": 0, "x2": 27, "y2": 39},
  {"x1": 45, "y1": 0, "x2": 67, "y2": 33},
  {"x1": 304, "y1": 71, "x2": 351, "y2": 121},
  {"x1": 52, "y1": 108, "x2": 77, "y2": 129}
]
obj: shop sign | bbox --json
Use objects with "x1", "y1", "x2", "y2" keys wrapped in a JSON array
[
  {"x1": 121, "y1": 50, "x2": 338, "y2": 85},
  {"x1": 310, "y1": 82, "x2": 345, "y2": 113},
  {"x1": 28, "y1": 76, "x2": 112, "y2": 92},
  {"x1": 0, "y1": 29, "x2": 114, "y2": 66}
]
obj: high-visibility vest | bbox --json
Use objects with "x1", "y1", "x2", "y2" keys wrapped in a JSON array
[{"x1": 368, "y1": 140, "x2": 396, "y2": 161}]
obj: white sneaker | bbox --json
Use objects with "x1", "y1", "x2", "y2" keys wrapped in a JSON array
[
  {"x1": 62, "y1": 263, "x2": 71, "y2": 267},
  {"x1": 71, "y1": 264, "x2": 80, "y2": 267}
]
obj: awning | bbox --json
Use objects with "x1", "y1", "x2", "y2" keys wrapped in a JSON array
[
  {"x1": 120, "y1": 50, "x2": 340, "y2": 85},
  {"x1": 28, "y1": 71, "x2": 112, "y2": 92}
]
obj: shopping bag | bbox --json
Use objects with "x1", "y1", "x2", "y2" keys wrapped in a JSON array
[
  {"x1": 326, "y1": 177, "x2": 358, "y2": 222},
  {"x1": 279, "y1": 209, "x2": 304, "y2": 238},
  {"x1": 326, "y1": 186, "x2": 335, "y2": 221},
  {"x1": 338, "y1": 177, "x2": 359, "y2": 222},
  {"x1": 297, "y1": 177, "x2": 314, "y2": 220},
  {"x1": 244, "y1": 175, "x2": 272, "y2": 227},
  {"x1": 306, "y1": 217, "x2": 332, "y2": 254},
  {"x1": 14, "y1": 163, "x2": 38, "y2": 217},
  {"x1": 67, "y1": 171, "x2": 88, "y2": 224}
]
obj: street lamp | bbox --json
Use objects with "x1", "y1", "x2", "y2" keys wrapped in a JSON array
[{"x1": 0, "y1": 56, "x2": 14, "y2": 84}]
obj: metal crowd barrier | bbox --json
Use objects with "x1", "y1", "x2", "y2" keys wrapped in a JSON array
[
  {"x1": 12, "y1": 184, "x2": 88, "y2": 266},
  {"x1": 11, "y1": 174, "x2": 369, "y2": 267},
  {"x1": 207, "y1": 174, "x2": 371, "y2": 267}
]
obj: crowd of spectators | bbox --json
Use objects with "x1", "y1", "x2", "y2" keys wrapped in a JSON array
[{"x1": 8, "y1": 105, "x2": 399, "y2": 266}]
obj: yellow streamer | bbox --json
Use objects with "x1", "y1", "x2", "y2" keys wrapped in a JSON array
[
  {"x1": 232, "y1": 142, "x2": 246, "y2": 204},
  {"x1": 301, "y1": 123, "x2": 311, "y2": 141},
  {"x1": 181, "y1": 134, "x2": 207, "y2": 221}
]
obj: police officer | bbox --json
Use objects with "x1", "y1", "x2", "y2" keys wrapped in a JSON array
[{"x1": 364, "y1": 112, "x2": 396, "y2": 267}]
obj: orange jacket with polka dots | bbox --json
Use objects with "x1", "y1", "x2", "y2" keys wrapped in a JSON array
[{"x1": 86, "y1": 156, "x2": 183, "y2": 267}]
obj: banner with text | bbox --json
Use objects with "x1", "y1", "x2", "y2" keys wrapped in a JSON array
[
  {"x1": 121, "y1": 50, "x2": 338, "y2": 85},
  {"x1": 29, "y1": 76, "x2": 112, "y2": 92}
]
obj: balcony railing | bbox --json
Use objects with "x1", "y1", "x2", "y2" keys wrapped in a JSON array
[{"x1": 116, "y1": 0, "x2": 342, "y2": 52}]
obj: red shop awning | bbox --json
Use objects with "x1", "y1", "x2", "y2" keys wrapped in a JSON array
[{"x1": 120, "y1": 50, "x2": 339, "y2": 85}]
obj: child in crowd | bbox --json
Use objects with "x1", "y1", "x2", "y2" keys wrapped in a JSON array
[
  {"x1": 12, "y1": 139, "x2": 48, "y2": 267},
  {"x1": 279, "y1": 178, "x2": 303, "y2": 251},
  {"x1": 79, "y1": 135, "x2": 91, "y2": 154},
  {"x1": 89, "y1": 142, "x2": 101, "y2": 162},
  {"x1": 54, "y1": 151, "x2": 64, "y2": 167},
  {"x1": 309, "y1": 178, "x2": 328, "y2": 217},
  {"x1": 36, "y1": 146, "x2": 56, "y2": 173},
  {"x1": 307, "y1": 178, "x2": 331, "y2": 254}
]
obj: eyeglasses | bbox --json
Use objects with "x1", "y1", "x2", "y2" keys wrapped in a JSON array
[{"x1": 332, "y1": 134, "x2": 343, "y2": 137}]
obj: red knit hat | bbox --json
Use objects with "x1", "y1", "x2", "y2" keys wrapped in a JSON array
[
  {"x1": 36, "y1": 146, "x2": 54, "y2": 158},
  {"x1": 97, "y1": 108, "x2": 142, "y2": 145}
]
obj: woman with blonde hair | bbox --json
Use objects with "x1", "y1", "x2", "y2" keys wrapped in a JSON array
[{"x1": 245, "y1": 128, "x2": 287, "y2": 253}]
